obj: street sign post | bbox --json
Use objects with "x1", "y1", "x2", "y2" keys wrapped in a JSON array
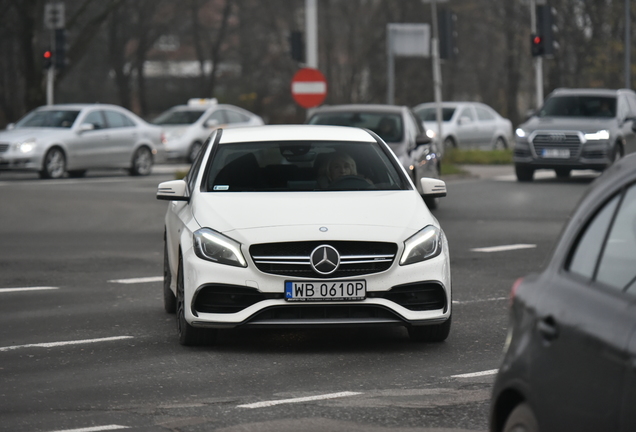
[{"x1": 291, "y1": 67, "x2": 327, "y2": 109}]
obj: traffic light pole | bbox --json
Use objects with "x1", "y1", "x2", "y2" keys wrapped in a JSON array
[
  {"x1": 531, "y1": 0, "x2": 544, "y2": 108},
  {"x1": 429, "y1": 0, "x2": 444, "y2": 157},
  {"x1": 47, "y1": 30, "x2": 55, "y2": 105}
]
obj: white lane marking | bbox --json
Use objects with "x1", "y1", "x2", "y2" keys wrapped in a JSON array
[
  {"x1": 0, "y1": 286, "x2": 59, "y2": 293},
  {"x1": 237, "y1": 391, "x2": 362, "y2": 409},
  {"x1": 471, "y1": 244, "x2": 536, "y2": 253},
  {"x1": 108, "y1": 276, "x2": 163, "y2": 284},
  {"x1": 451, "y1": 369, "x2": 499, "y2": 379},
  {"x1": 49, "y1": 426, "x2": 130, "y2": 432},
  {"x1": 0, "y1": 336, "x2": 133, "y2": 352},
  {"x1": 453, "y1": 297, "x2": 507, "y2": 305}
]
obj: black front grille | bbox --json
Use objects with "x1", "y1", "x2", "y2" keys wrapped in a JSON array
[
  {"x1": 370, "y1": 282, "x2": 447, "y2": 311},
  {"x1": 250, "y1": 241, "x2": 397, "y2": 278},
  {"x1": 193, "y1": 284, "x2": 283, "y2": 314},
  {"x1": 0, "y1": 143, "x2": 9, "y2": 153},
  {"x1": 246, "y1": 304, "x2": 402, "y2": 324},
  {"x1": 531, "y1": 132, "x2": 581, "y2": 159}
]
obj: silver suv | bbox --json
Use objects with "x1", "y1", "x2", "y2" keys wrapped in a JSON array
[{"x1": 513, "y1": 88, "x2": 636, "y2": 181}]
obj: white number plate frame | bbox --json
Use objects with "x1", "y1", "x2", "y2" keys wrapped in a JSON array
[
  {"x1": 542, "y1": 148, "x2": 570, "y2": 158},
  {"x1": 285, "y1": 280, "x2": 366, "y2": 302}
]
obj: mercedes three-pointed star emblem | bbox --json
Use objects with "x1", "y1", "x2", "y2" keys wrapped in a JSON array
[{"x1": 310, "y1": 245, "x2": 340, "y2": 275}]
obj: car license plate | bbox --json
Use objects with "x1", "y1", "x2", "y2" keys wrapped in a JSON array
[
  {"x1": 285, "y1": 280, "x2": 366, "y2": 302},
  {"x1": 542, "y1": 148, "x2": 570, "y2": 158}
]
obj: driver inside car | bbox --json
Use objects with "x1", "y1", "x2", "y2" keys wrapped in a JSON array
[{"x1": 327, "y1": 151, "x2": 357, "y2": 182}]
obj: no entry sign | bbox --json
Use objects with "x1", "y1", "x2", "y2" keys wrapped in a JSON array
[{"x1": 291, "y1": 67, "x2": 327, "y2": 108}]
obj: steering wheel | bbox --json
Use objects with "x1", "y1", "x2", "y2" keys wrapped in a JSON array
[{"x1": 326, "y1": 175, "x2": 374, "y2": 190}]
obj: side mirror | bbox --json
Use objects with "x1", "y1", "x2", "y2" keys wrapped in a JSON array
[
  {"x1": 420, "y1": 178, "x2": 447, "y2": 198},
  {"x1": 157, "y1": 179, "x2": 189, "y2": 201},
  {"x1": 204, "y1": 119, "x2": 219, "y2": 128},
  {"x1": 6, "y1": 123, "x2": 15, "y2": 130},
  {"x1": 458, "y1": 116, "x2": 472, "y2": 126},
  {"x1": 415, "y1": 133, "x2": 431, "y2": 146},
  {"x1": 78, "y1": 123, "x2": 95, "y2": 133}
]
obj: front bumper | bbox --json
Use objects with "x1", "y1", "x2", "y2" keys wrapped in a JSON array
[
  {"x1": 513, "y1": 131, "x2": 612, "y2": 171},
  {"x1": 180, "y1": 240, "x2": 451, "y2": 330}
]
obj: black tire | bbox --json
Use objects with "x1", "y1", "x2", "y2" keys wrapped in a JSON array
[
  {"x1": 68, "y1": 170, "x2": 87, "y2": 178},
  {"x1": 176, "y1": 255, "x2": 217, "y2": 346},
  {"x1": 443, "y1": 137, "x2": 457, "y2": 149},
  {"x1": 493, "y1": 136, "x2": 508, "y2": 150},
  {"x1": 408, "y1": 316, "x2": 451, "y2": 342},
  {"x1": 554, "y1": 168, "x2": 570, "y2": 179},
  {"x1": 39, "y1": 147, "x2": 66, "y2": 179},
  {"x1": 515, "y1": 165, "x2": 534, "y2": 182},
  {"x1": 613, "y1": 142, "x2": 624, "y2": 163},
  {"x1": 163, "y1": 241, "x2": 176, "y2": 314},
  {"x1": 503, "y1": 403, "x2": 539, "y2": 432},
  {"x1": 187, "y1": 141, "x2": 203, "y2": 164},
  {"x1": 129, "y1": 146, "x2": 153, "y2": 176}
]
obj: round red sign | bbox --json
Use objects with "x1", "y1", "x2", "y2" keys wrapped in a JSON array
[{"x1": 291, "y1": 68, "x2": 328, "y2": 109}]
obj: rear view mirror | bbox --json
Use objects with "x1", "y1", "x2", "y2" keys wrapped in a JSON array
[
  {"x1": 157, "y1": 179, "x2": 189, "y2": 201},
  {"x1": 78, "y1": 123, "x2": 95, "y2": 133},
  {"x1": 204, "y1": 119, "x2": 219, "y2": 128},
  {"x1": 415, "y1": 133, "x2": 431, "y2": 146},
  {"x1": 420, "y1": 178, "x2": 447, "y2": 198}
]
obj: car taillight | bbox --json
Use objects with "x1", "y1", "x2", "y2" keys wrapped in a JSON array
[{"x1": 509, "y1": 277, "x2": 524, "y2": 306}]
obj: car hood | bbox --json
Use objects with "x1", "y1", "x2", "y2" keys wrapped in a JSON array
[
  {"x1": 0, "y1": 127, "x2": 69, "y2": 142},
  {"x1": 521, "y1": 116, "x2": 615, "y2": 133},
  {"x1": 191, "y1": 191, "x2": 435, "y2": 244}
]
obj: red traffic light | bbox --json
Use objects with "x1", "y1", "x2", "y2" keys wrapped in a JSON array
[
  {"x1": 43, "y1": 50, "x2": 52, "y2": 59},
  {"x1": 533, "y1": 36, "x2": 542, "y2": 45}
]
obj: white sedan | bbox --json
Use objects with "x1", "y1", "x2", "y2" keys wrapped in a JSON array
[
  {"x1": 152, "y1": 98, "x2": 264, "y2": 163},
  {"x1": 0, "y1": 104, "x2": 163, "y2": 179},
  {"x1": 413, "y1": 101, "x2": 514, "y2": 150},
  {"x1": 157, "y1": 125, "x2": 451, "y2": 346}
]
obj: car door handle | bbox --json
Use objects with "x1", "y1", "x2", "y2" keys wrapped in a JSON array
[{"x1": 537, "y1": 316, "x2": 559, "y2": 341}]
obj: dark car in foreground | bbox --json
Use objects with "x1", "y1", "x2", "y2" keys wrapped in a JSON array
[
  {"x1": 513, "y1": 88, "x2": 636, "y2": 181},
  {"x1": 490, "y1": 153, "x2": 636, "y2": 432}
]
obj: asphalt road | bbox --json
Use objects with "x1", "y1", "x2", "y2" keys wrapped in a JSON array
[{"x1": 0, "y1": 165, "x2": 599, "y2": 432}]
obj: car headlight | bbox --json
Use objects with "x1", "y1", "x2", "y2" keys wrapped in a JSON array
[
  {"x1": 193, "y1": 228, "x2": 247, "y2": 267},
  {"x1": 515, "y1": 128, "x2": 527, "y2": 138},
  {"x1": 584, "y1": 130, "x2": 610, "y2": 141},
  {"x1": 400, "y1": 225, "x2": 442, "y2": 265},
  {"x1": 15, "y1": 140, "x2": 36, "y2": 153},
  {"x1": 426, "y1": 129, "x2": 436, "y2": 139}
]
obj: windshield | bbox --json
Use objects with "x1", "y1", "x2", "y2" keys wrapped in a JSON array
[
  {"x1": 15, "y1": 110, "x2": 80, "y2": 128},
  {"x1": 308, "y1": 112, "x2": 404, "y2": 143},
  {"x1": 153, "y1": 109, "x2": 205, "y2": 125},
  {"x1": 203, "y1": 140, "x2": 408, "y2": 192},
  {"x1": 413, "y1": 107, "x2": 456, "y2": 122},
  {"x1": 539, "y1": 96, "x2": 617, "y2": 118}
]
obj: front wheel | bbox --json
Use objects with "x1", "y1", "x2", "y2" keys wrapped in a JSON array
[
  {"x1": 40, "y1": 147, "x2": 66, "y2": 179},
  {"x1": 130, "y1": 146, "x2": 153, "y2": 176},
  {"x1": 493, "y1": 136, "x2": 508, "y2": 150},
  {"x1": 503, "y1": 403, "x2": 539, "y2": 432},
  {"x1": 176, "y1": 255, "x2": 217, "y2": 346},
  {"x1": 515, "y1": 165, "x2": 534, "y2": 182},
  {"x1": 163, "y1": 241, "x2": 176, "y2": 314}
]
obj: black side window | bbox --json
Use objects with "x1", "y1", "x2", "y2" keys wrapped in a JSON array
[
  {"x1": 83, "y1": 111, "x2": 107, "y2": 129},
  {"x1": 186, "y1": 133, "x2": 214, "y2": 192},
  {"x1": 568, "y1": 183, "x2": 636, "y2": 295},
  {"x1": 596, "y1": 185, "x2": 636, "y2": 293}
]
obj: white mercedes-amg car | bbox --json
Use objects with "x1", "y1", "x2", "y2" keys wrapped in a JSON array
[{"x1": 157, "y1": 125, "x2": 451, "y2": 346}]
